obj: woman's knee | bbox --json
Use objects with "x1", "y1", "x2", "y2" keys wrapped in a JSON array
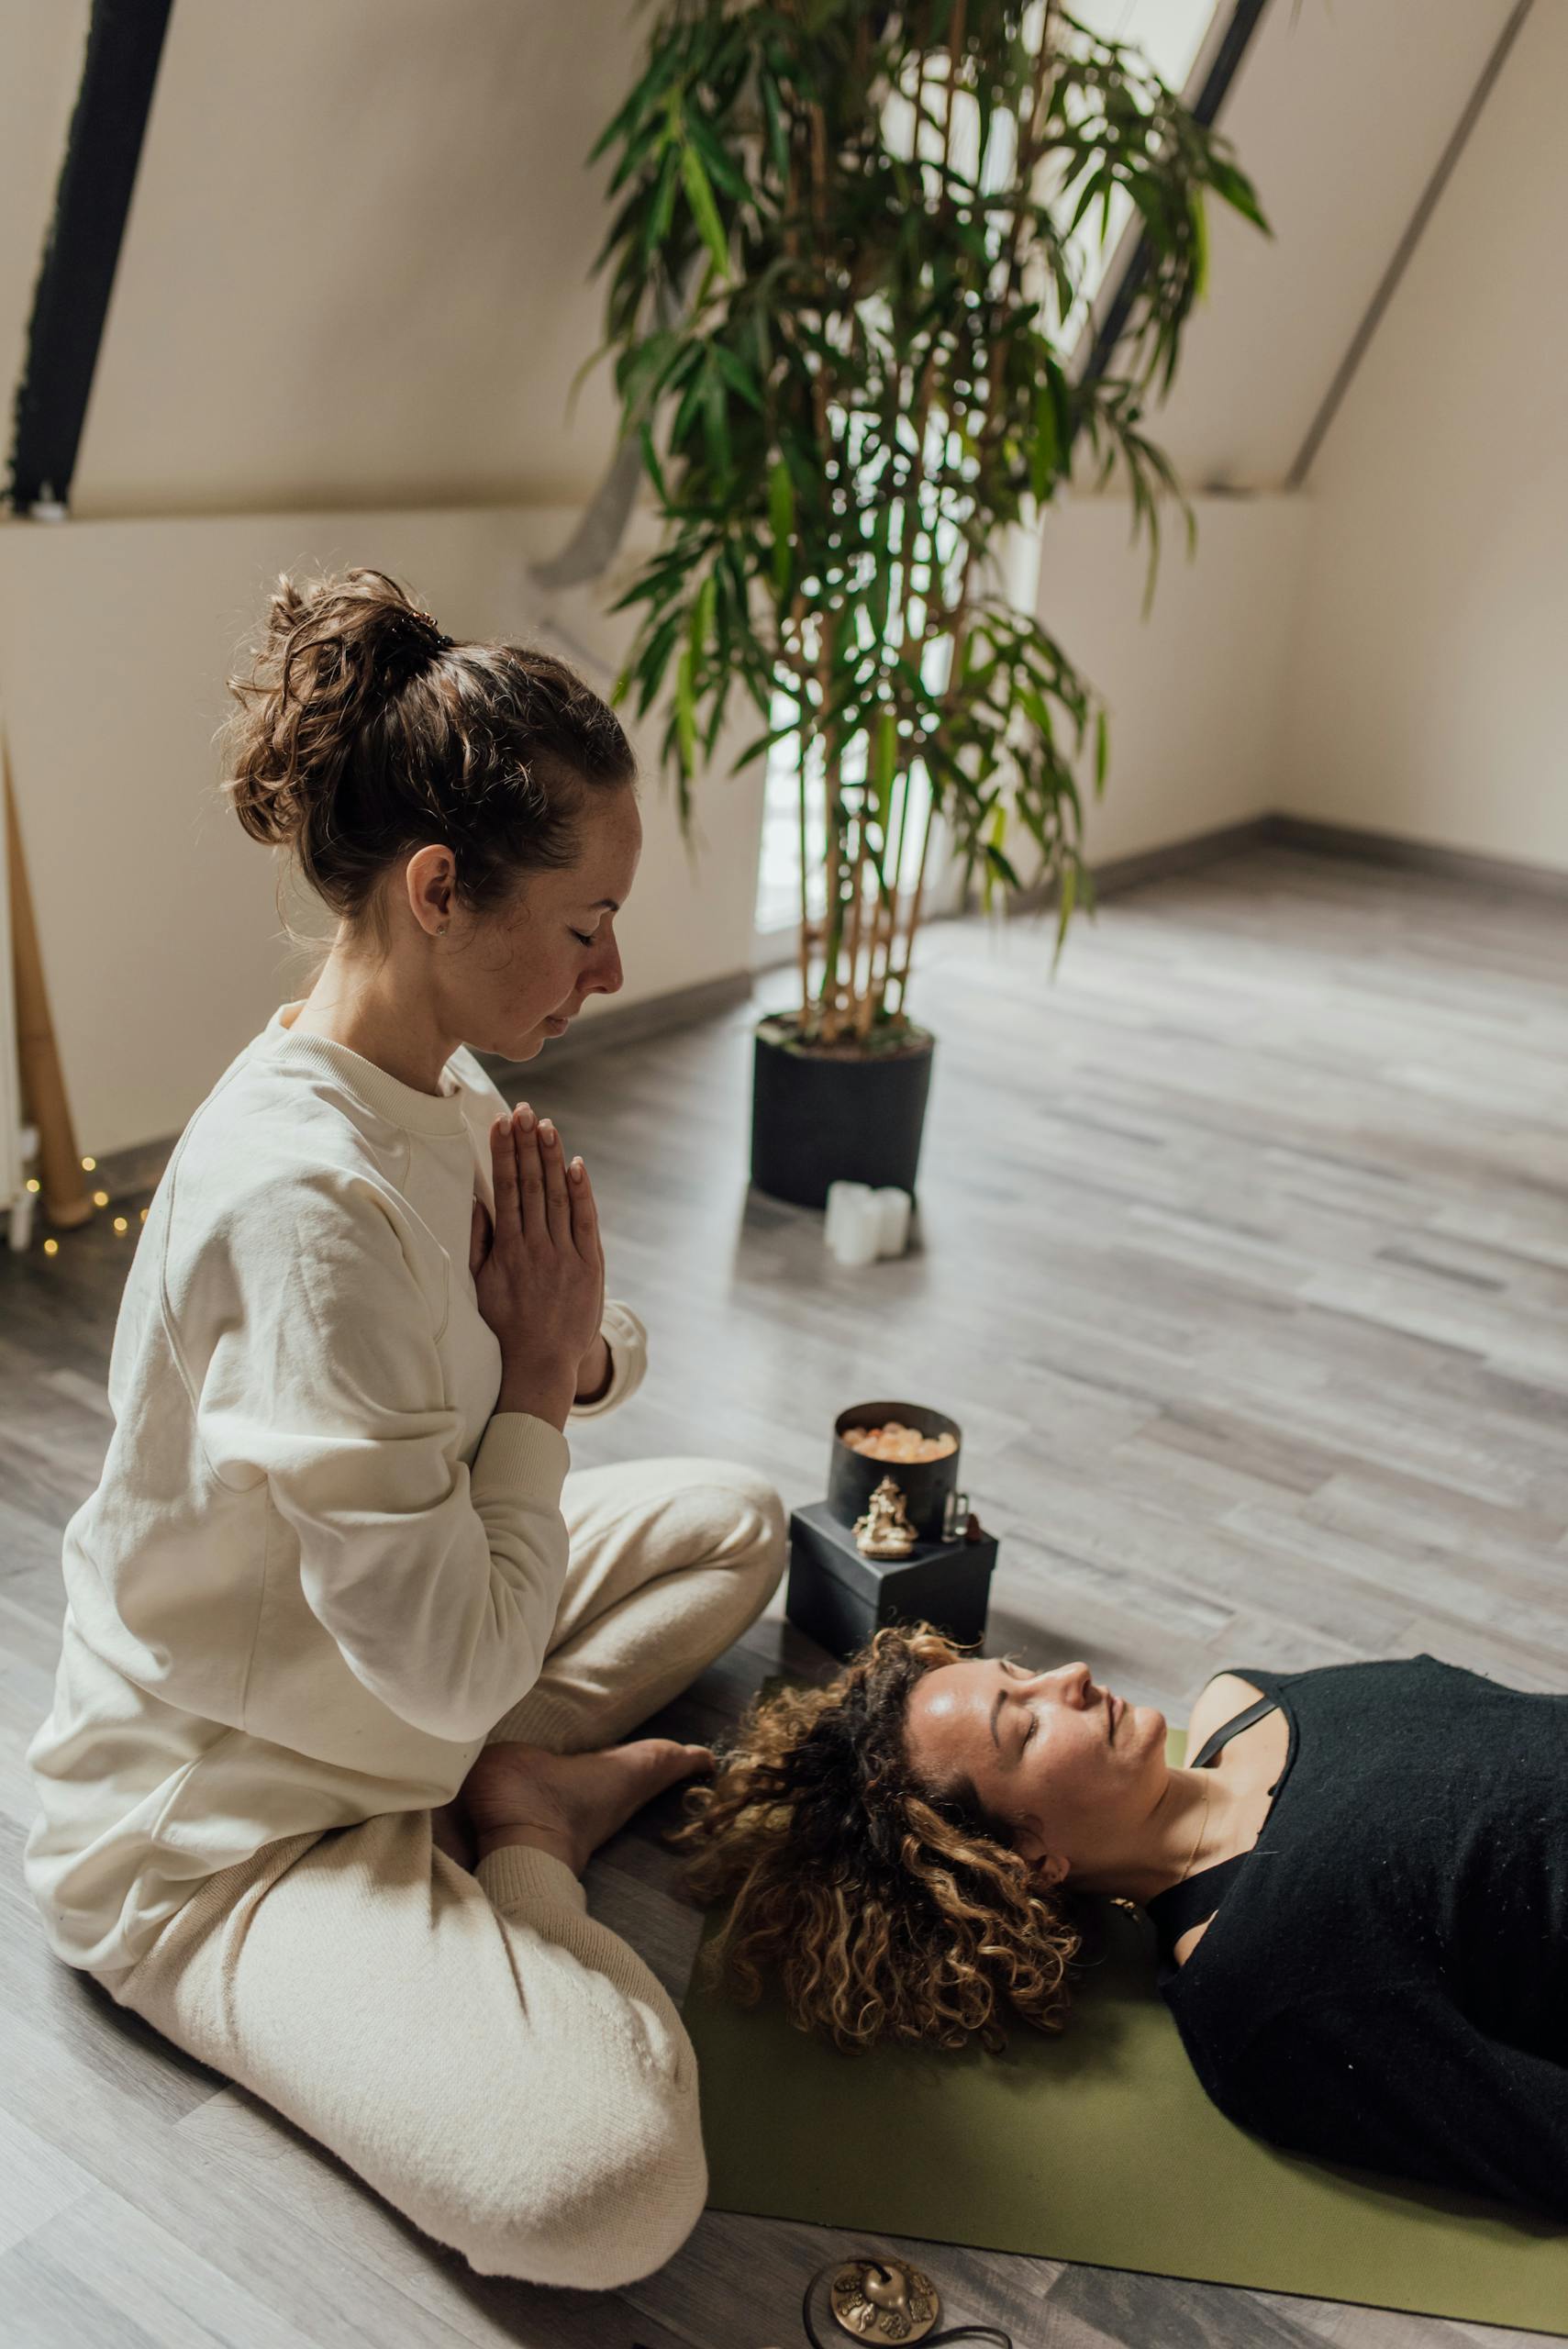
[
  {"x1": 695, "y1": 1461, "x2": 788, "y2": 1600},
  {"x1": 453, "y1": 2059, "x2": 708, "y2": 2287}
]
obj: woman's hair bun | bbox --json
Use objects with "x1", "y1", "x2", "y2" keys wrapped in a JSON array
[
  {"x1": 219, "y1": 567, "x2": 456, "y2": 852},
  {"x1": 216, "y1": 564, "x2": 636, "y2": 960}
]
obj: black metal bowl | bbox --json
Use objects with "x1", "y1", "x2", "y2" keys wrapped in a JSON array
[{"x1": 828, "y1": 1399, "x2": 962, "y2": 1545}]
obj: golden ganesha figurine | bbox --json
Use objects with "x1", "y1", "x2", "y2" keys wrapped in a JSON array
[{"x1": 852, "y1": 1475, "x2": 919, "y2": 1560}]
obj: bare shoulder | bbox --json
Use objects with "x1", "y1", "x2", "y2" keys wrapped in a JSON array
[
  {"x1": 1172, "y1": 1916, "x2": 1215, "y2": 1967},
  {"x1": 1184, "y1": 1671, "x2": 1270, "y2": 1754}
]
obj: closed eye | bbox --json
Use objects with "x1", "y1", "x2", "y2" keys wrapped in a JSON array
[
  {"x1": 569, "y1": 928, "x2": 596, "y2": 948},
  {"x1": 1002, "y1": 1657, "x2": 1038, "y2": 1751}
]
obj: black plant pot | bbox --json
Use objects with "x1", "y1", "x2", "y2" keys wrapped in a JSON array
[{"x1": 750, "y1": 1011, "x2": 935, "y2": 1210}]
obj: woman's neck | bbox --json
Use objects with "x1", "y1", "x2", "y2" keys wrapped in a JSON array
[
  {"x1": 288, "y1": 960, "x2": 455, "y2": 1098},
  {"x1": 1067, "y1": 1765, "x2": 1256, "y2": 1908}
]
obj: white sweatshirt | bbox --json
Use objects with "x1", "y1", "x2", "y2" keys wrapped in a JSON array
[{"x1": 23, "y1": 1000, "x2": 647, "y2": 1980}]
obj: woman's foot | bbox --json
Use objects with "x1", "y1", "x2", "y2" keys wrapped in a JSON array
[{"x1": 460, "y1": 1737, "x2": 715, "y2": 1876}]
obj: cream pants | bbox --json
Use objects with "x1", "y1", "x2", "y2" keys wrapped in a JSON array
[{"x1": 90, "y1": 1455, "x2": 787, "y2": 2289}]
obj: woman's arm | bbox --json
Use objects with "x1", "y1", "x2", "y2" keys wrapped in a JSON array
[{"x1": 193, "y1": 1173, "x2": 573, "y2": 1744}]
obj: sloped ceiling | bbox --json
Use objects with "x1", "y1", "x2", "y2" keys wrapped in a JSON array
[
  {"x1": 0, "y1": 0, "x2": 1529, "y2": 519},
  {"x1": 1119, "y1": 0, "x2": 1518, "y2": 490},
  {"x1": 0, "y1": 2, "x2": 91, "y2": 436},
  {"x1": 14, "y1": 0, "x2": 650, "y2": 518}
]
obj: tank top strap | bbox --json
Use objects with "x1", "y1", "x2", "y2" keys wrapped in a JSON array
[
  {"x1": 1188, "y1": 1691, "x2": 1279, "y2": 1770},
  {"x1": 1149, "y1": 1669, "x2": 1290, "y2": 1981}
]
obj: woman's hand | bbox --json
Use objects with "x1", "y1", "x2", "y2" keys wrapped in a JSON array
[{"x1": 468, "y1": 1106, "x2": 604, "y2": 1385}]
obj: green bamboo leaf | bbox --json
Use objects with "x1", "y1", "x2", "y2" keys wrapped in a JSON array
[
  {"x1": 691, "y1": 571, "x2": 717, "y2": 668},
  {"x1": 675, "y1": 642, "x2": 698, "y2": 773},
  {"x1": 1094, "y1": 706, "x2": 1108, "y2": 794},
  {"x1": 671, "y1": 362, "x2": 708, "y2": 454},
  {"x1": 986, "y1": 841, "x2": 1024, "y2": 891},
  {"x1": 712, "y1": 343, "x2": 763, "y2": 409},
  {"x1": 634, "y1": 608, "x2": 686, "y2": 716},
  {"x1": 680, "y1": 141, "x2": 729, "y2": 279},
  {"x1": 1052, "y1": 859, "x2": 1077, "y2": 972},
  {"x1": 1189, "y1": 188, "x2": 1209, "y2": 306},
  {"x1": 686, "y1": 112, "x2": 751, "y2": 204},
  {"x1": 769, "y1": 458, "x2": 795, "y2": 593},
  {"x1": 759, "y1": 68, "x2": 789, "y2": 184},
  {"x1": 1029, "y1": 378, "x2": 1060, "y2": 504},
  {"x1": 871, "y1": 707, "x2": 896, "y2": 827},
  {"x1": 638, "y1": 421, "x2": 671, "y2": 509},
  {"x1": 565, "y1": 335, "x2": 616, "y2": 422},
  {"x1": 643, "y1": 143, "x2": 681, "y2": 265},
  {"x1": 585, "y1": 26, "x2": 689, "y2": 168},
  {"x1": 1207, "y1": 155, "x2": 1271, "y2": 235},
  {"x1": 702, "y1": 357, "x2": 731, "y2": 478}
]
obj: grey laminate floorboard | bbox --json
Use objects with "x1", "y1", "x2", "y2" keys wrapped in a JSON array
[{"x1": 1, "y1": 841, "x2": 1562, "y2": 2345}]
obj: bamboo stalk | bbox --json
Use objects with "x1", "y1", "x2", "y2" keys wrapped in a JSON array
[
  {"x1": 806, "y1": 85, "x2": 854, "y2": 1044},
  {"x1": 885, "y1": 6, "x2": 1059, "y2": 1014},
  {"x1": 842, "y1": 806, "x2": 868, "y2": 1021},
  {"x1": 788, "y1": 587, "x2": 813, "y2": 1032}
]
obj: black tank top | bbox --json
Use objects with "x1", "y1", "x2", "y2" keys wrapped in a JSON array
[{"x1": 1144, "y1": 1670, "x2": 1287, "y2": 1982}]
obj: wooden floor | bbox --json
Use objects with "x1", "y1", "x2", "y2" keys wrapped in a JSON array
[{"x1": 3, "y1": 841, "x2": 1565, "y2": 2346}]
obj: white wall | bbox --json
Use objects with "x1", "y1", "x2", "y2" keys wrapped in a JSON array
[
  {"x1": 1031, "y1": 493, "x2": 1307, "y2": 873},
  {"x1": 1275, "y1": 0, "x2": 1567, "y2": 873},
  {"x1": 0, "y1": 503, "x2": 768, "y2": 1158}
]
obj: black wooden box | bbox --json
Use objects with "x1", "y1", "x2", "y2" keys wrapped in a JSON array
[{"x1": 785, "y1": 1499, "x2": 998, "y2": 1663}]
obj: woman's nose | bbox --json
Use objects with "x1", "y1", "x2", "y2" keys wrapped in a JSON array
[
  {"x1": 1048, "y1": 1661, "x2": 1094, "y2": 1702},
  {"x1": 589, "y1": 940, "x2": 624, "y2": 996}
]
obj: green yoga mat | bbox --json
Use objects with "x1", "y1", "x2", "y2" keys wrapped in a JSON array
[{"x1": 682, "y1": 1723, "x2": 1568, "y2": 2335}]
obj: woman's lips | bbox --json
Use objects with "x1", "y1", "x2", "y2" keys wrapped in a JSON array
[{"x1": 1111, "y1": 1691, "x2": 1125, "y2": 1734}]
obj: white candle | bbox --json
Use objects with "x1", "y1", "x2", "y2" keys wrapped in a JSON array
[
  {"x1": 829, "y1": 1190, "x2": 882, "y2": 1266},
  {"x1": 824, "y1": 1180, "x2": 874, "y2": 1254},
  {"x1": 873, "y1": 1187, "x2": 912, "y2": 1256}
]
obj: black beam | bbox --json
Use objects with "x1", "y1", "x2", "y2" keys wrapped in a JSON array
[
  {"x1": 1076, "y1": 0, "x2": 1271, "y2": 409},
  {"x1": 6, "y1": 0, "x2": 175, "y2": 514}
]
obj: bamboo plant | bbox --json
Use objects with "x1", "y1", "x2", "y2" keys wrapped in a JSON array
[{"x1": 584, "y1": 0, "x2": 1269, "y2": 1051}]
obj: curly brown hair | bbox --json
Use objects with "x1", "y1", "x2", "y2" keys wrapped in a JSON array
[
  {"x1": 217, "y1": 564, "x2": 637, "y2": 969},
  {"x1": 668, "y1": 1622, "x2": 1085, "y2": 2055}
]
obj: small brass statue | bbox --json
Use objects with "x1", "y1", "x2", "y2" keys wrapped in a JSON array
[
  {"x1": 852, "y1": 1476, "x2": 918, "y2": 1559},
  {"x1": 828, "y1": 2256, "x2": 940, "y2": 2342}
]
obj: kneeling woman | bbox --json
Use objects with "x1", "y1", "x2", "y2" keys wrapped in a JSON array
[{"x1": 671, "y1": 1625, "x2": 1568, "y2": 2222}]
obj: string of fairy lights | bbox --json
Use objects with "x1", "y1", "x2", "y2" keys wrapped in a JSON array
[{"x1": 27, "y1": 1159, "x2": 148, "y2": 1254}]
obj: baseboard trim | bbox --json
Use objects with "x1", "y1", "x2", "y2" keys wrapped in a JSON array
[
  {"x1": 474, "y1": 968, "x2": 756, "y2": 1080},
  {"x1": 999, "y1": 811, "x2": 1568, "y2": 912},
  {"x1": 999, "y1": 815, "x2": 1274, "y2": 913},
  {"x1": 1258, "y1": 813, "x2": 1568, "y2": 899}
]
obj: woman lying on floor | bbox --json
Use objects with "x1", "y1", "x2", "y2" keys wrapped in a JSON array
[{"x1": 669, "y1": 1624, "x2": 1568, "y2": 2224}]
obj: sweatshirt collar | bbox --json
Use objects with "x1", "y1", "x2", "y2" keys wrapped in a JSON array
[{"x1": 261, "y1": 1000, "x2": 472, "y2": 1138}]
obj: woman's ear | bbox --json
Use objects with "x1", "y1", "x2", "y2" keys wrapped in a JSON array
[{"x1": 1013, "y1": 1819, "x2": 1069, "y2": 1891}]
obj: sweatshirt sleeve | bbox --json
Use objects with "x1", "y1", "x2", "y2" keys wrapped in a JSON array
[
  {"x1": 1213, "y1": 1984, "x2": 1568, "y2": 2222},
  {"x1": 569, "y1": 1298, "x2": 648, "y2": 1419},
  {"x1": 185, "y1": 1171, "x2": 572, "y2": 1744}
]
